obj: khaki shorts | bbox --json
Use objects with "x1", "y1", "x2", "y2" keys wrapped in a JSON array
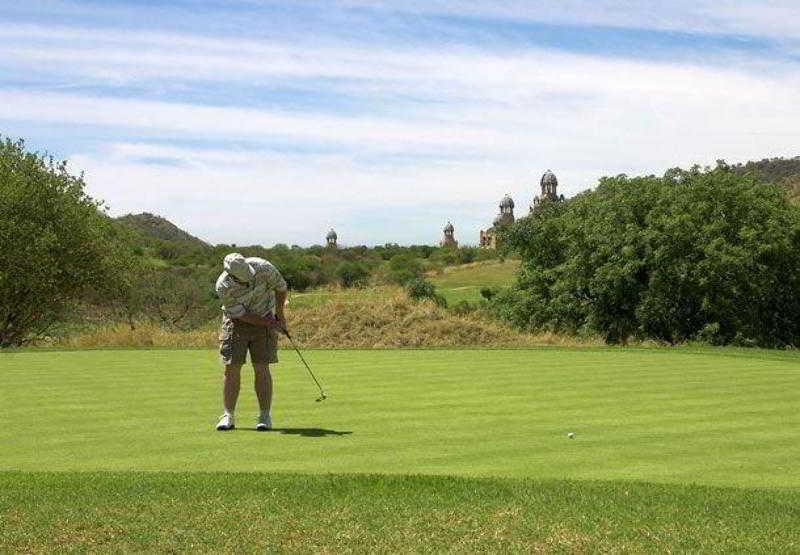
[{"x1": 219, "y1": 319, "x2": 278, "y2": 366}]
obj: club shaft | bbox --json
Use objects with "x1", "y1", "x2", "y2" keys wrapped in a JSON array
[{"x1": 286, "y1": 333, "x2": 325, "y2": 396}]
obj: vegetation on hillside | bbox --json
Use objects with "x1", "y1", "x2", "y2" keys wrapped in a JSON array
[
  {"x1": 54, "y1": 287, "x2": 584, "y2": 348},
  {"x1": 494, "y1": 163, "x2": 800, "y2": 347},
  {"x1": 731, "y1": 156, "x2": 800, "y2": 203},
  {"x1": 116, "y1": 212, "x2": 209, "y2": 246}
]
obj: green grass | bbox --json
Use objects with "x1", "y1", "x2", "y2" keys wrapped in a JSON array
[
  {"x1": 429, "y1": 259, "x2": 520, "y2": 304},
  {"x1": 2, "y1": 347, "x2": 799, "y2": 551},
  {"x1": 287, "y1": 260, "x2": 521, "y2": 308},
  {"x1": 2, "y1": 348, "x2": 799, "y2": 485},
  {"x1": 3, "y1": 472, "x2": 799, "y2": 553}
]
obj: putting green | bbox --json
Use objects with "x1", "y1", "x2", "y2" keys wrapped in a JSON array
[{"x1": 1, "y1": 348, "x2": 798, "y2": 488}]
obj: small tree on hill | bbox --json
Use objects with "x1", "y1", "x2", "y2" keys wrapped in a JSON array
[{"x1": 0, "y1": 138, "x2": 132, "y2": 346}]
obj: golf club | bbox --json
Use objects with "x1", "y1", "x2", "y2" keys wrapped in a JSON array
[{"x1": 280, "y1": 326, "x2": 327, "y2": 402}]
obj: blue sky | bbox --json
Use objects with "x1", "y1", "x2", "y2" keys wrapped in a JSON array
[{"x1": 1, "y1": 1, "x2": 799, "y2": 246}]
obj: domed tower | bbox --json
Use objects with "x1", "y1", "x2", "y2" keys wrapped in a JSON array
[
  {"x1": 326, "y1": 228, "x2": 338, "y2": 248},
  {"x1": 441, "y1": 221, "x2": 458, "y2": 248},
  {"x1": 531, "y1": 170, "x2": 561, "y2": 212},
  {"x1": 480, "y1": 193, "x2": 515, "y2": 248},
  {"x1": 497, "y1": 193, "x2": 515, "y2": 226}
]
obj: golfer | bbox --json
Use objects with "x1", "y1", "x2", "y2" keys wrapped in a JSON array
[{"x1": 214, "y1": 253, "x2": 288, "y2": 431}]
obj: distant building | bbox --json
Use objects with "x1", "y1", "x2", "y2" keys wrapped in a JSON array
[
  {"x1": 530, "y1": 169, "x2": 564, "y2": 212},
  {"x1": 480, "y1": 194, "x2": 515, "y2": 249},
  {"x1": 326, "y1": 228, "x2": 338, "y2": 248},
  {"x1": 480, "y1": 170, "x2": 565, "y2": 248},
  {"x1": 440, "y1": 221, "x2": 458, "y2": 248}
]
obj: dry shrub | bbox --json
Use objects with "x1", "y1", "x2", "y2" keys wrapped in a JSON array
[
  {"x1": 55, "y1": 287, "x2": 598, "y2": 349},
  {"x1": 55, "y1": 321, "x2": 217, "y2": 349},
  {"x1": 287, "y1": 288, "x2": 596, "y2": 348}
]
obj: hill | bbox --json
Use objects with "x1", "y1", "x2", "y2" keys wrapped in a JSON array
[
  {"x1": 116, "y1": 212, "x2": 209, "y2": 247},
  {"x1": 730, "y1": 156, "x2": 800, "y2": 201}
]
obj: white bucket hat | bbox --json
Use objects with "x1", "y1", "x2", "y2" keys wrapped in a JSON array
[{"x1": 223, "y1": 253, "x2": 255, "y2": 282}]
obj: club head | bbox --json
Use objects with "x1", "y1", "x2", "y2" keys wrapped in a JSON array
[{"x1": 316, "y1": 394, "x2": 327, "y2": 402}]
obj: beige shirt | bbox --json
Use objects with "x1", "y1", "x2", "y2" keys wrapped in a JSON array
[{"x1": 215, "y1": 257, "x2": 287, "y2": 322}]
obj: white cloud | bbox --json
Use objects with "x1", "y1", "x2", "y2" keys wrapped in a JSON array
[
  {"x1": 336, "y1": 0, "x2": 800, "y2": 40},
  {"x1": 2, "y1": 15, "x2": 799, "y2": 244}
]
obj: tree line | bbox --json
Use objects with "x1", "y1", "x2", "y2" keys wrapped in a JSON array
[{"x1": 3, "y1": 135, "x2": 800, "y2": 348}]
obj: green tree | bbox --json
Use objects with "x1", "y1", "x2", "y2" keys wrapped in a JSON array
[
  {"x1": 0, "y1": 138, "x2": 134, "y2": 346},
  {"x1": 495, "y1": 164, "x2": 800, "y2": 347}
]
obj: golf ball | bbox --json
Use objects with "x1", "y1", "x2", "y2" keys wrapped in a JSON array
[{"x1": 567, "y1": 432, "x2": 575, "y2": 439}]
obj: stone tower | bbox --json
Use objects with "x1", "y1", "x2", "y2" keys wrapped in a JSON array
[
  {"x1": 441, "y1": 221, "x2": 458, "y2": 248},
  {"x1": 326, "y1": 228, "x2": 338, "y2": 248},
  {"x1": 480, "y1": 194, "x2": 515, "y2": 248},
  {"x1": 497, "y1": 193, "x2": 515, "y2": 226},
  {"x1": 530, "y1": 170, "x2": 564, "y2": 212}
]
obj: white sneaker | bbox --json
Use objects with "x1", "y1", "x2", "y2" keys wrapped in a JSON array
[
  {"x1": 216, "y1": 413, "x2": 235, "y2": 431},
  {"x1": 256, "y1": 413, "x2": 272, "y2": 431}
]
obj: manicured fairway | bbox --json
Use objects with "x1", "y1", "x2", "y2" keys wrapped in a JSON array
[
  {"x1": 2, "y1": 347, "x2": 800, "y2": 552},
  {"x1": 1, "y1": 348, "x2": 799, "y2": 487}
]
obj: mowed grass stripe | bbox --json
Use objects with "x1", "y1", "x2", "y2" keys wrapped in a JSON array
[
  {"x1": 1, "y1": 348, "x2": 798, "y2": 487},
  {"x1": 2, "y1": 472, "x2": 800, "y2": 553}
]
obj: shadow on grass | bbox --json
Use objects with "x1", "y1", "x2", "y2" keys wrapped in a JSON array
[{"x1": 243, "y1": 427, "x2": 352, "y2": 437}]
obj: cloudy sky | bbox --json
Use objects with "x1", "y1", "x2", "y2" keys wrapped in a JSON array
[{"x1": 2, "y1": 1, "x2": 799, "y2": 246}]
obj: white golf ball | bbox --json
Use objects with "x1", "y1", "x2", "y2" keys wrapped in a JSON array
[{"x1": 567, "y1": 432, "x2": 575, "y2": 439}]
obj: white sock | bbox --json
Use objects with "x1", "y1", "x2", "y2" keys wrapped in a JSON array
[
  {"x1": 224, "y1": 409, "x2": 234, "y2": 418},
  {"x1": 260, "y1": 409, "x2": 271, "y2": 418}
]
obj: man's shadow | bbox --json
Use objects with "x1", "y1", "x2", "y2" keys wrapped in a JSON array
[{"x1": 247, "y1": 427, "x2": 352, "y2": 437}]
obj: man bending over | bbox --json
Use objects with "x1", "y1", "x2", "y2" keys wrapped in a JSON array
[{"x1": 214, "y1": 252, "x2": 288, "y2": 431}]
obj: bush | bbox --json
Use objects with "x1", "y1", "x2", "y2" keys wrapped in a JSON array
[
  {"x1": 386, "y1": 254, "x2": 423, "y2": 285},
  {"x1": 480, "y1": 287, "x2": 499, "y2": 301},
  {"x1": 494, "y1": 163, "x2": 800, "y2": 347},
  {"x1": 405, "y1": 278, "x2": 447, "y2": 307},
  {"x1": 0, "y1": 138, "x2": 134, "y2": 346},
  {"x1": 335, "y1": 261, "x2": 370, "y2": 288}
]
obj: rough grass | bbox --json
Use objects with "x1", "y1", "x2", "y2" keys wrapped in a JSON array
[
  {"x1": 2, "y1": 472, "x2": 799, "y2": 553},
  {"x1": 52, "y1": 320, "x2": 218, "y2": 348},
  {"x1": 288, "y1": 285, "x2": 383, "y2": 308},
  {"x1": 53, "y1": 287, "x2": 593, "y2": 349},
  {"x1": 286, "y1": 289, "x2": 583, "y2": 348}
]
